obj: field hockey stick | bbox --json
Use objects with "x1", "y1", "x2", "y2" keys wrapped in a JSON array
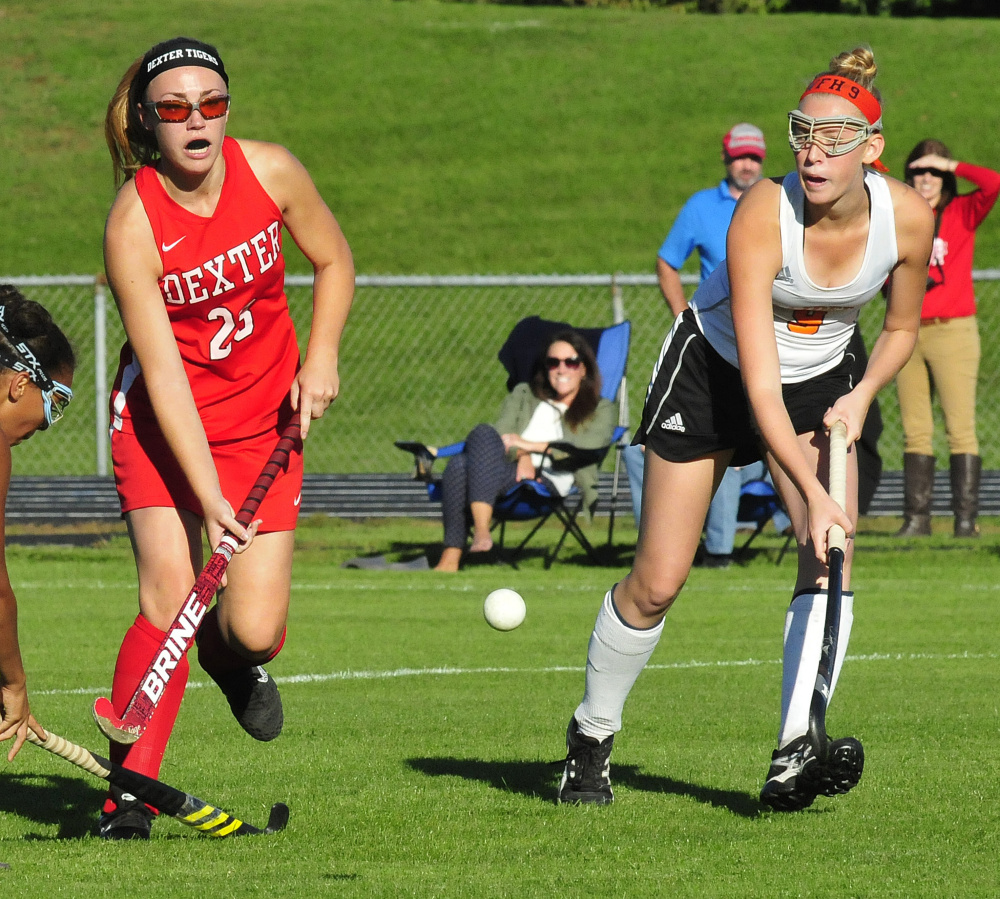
[
  {"x1": 808, "y1": 419, "x2": 848, "y2": 759},
  {"x1": 93, "y1": 420, "x2": 302, "y2": 745},
  {"x1": 27, "y1": 730, "x2": 288, "y2": 837}
]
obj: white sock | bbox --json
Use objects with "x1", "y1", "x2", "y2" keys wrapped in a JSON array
[
  {"x1": 776, "y1": 590, "x2": 854, "y2": 748},
  {"x1": 830, "y1": 591, "x2": 854, "y2": 700},
  {"x1": 574, "y1": 588, "x2": 664, "y2": 740}
]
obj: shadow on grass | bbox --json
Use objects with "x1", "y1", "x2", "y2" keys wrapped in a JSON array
[
  {"x1": 362, "y1": 540, "x2": 635, "y2": 570},
  {"x1": 0, "y1": 772, "x2": 264, "y2": 842},
  {"x1": 0, "y1": 772, "x2": 103, "y2": 839},
  {"x1": 406, "y1": 757, "x2": 764, "y2": 818}
]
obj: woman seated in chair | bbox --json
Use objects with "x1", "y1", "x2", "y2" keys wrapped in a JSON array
[{"x1": 435, "y1": 330, "x2": 618, "y2": 572}]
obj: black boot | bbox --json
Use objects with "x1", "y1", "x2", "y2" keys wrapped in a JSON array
[
  {"x1": 896, "y1": 453, "x2": 935, "y2": 537},
  {"x1": 950, "y1": 453, "x2": 981, "y2": 538}
]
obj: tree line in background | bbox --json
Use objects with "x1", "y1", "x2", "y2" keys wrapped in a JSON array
[{"x1": 452, "y1": 0, "x2": 994, "y2": 14}]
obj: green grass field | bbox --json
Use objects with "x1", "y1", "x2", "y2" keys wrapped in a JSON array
[{"x1": 2, "y1": 516, "x2": 999, "y2": 896}]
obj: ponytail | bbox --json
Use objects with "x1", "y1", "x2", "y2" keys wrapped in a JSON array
[{"x1": 104, "y1": 56, "x2": 158, "y2": 187}]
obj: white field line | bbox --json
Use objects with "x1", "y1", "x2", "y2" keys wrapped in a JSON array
[
  {"x1": 34, "y1": 650, "x2": 997, "y2": 698},
  {"x1": 17, "y1": 579, "x2": 1000, "y2": 595}
]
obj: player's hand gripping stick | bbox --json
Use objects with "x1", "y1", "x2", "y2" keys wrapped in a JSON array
[{"x1": 93, "y1": 421, "x2": 302, "y2": 744}]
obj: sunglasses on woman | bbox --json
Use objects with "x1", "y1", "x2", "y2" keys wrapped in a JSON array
[
  {"x1": 142, "y1": 95, "x2": 231, "y2": 123},
  {"x1": 545, "y1": 356, "x2": 582, "y2": 370}
]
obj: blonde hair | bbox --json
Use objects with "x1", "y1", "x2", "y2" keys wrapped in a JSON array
[
  {"x1": 104, "y1": 56, "x2": 159, "y2": 188},
  {"x1": 823, "y1": 46, "x2": 880, "y2": 101}
]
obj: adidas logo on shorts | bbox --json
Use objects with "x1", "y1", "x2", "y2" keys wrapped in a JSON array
[{"x1": 660, "y1": 412, "x2": 685, "y2": 432}]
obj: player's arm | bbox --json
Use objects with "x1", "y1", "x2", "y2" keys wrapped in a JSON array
[
  {"x1": 656, "y1": 257, "x2": 689, "y2": 317},
  {"x1": 728, "y1": 180, "x2": 852, "y2": 559},
  {"x1": 828, "y1": 182, "x2": 934, "y2": 435},
  {"x1": 103, "y1": 187, "x2": 249, "y2": 552},
  {"x1": 656, "y1": 204, "x2": 697, "y2": 317},
  {"x1": 0, "y1": 576, "x2": 36, "y2": 761},
  {"x1": 0, "y1": 442, "x2": 45, "y2": 760},
  {"x1": 242, "y1": 140, "x2": 355, "y2": 439}
]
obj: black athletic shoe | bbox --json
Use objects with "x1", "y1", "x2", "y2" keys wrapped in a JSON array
[
  {"x1": 98, "y1": 789, "x2": 155, "y2": 840},
  {"x1": 760, "y1": 734, "x2": 865, "y2": 812},
  {"x1": 760, "y1": 734, "x2": 822, "y2": 812},
  {"x1": 210, "y1": 664, "x2": 284, "y2": 741},
  {"x1": 809, "y1": 737, "x2": 865, "y2": 797},
  {"x1": 557, "y1": 717, "x2": 614, "y2": 805}
]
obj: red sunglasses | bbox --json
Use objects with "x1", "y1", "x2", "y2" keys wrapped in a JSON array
[{"x1": 143, "y1": 95, "x2": 231, "y2": 124}]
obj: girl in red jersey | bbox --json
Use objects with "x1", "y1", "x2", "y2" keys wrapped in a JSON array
[
  {"x1": 0, "y1": 285, "x2": 75, "y2": 762},
  {"x1": 100, "y1": 37, "x2": 354, "y2": 839},
  {"x1": 894, "y1": 140, "x2": 1000, "y2": 538}
]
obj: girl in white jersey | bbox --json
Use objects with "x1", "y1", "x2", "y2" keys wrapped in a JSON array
[{"x1": 557, "y1": 47, "x2": 933, "y2": 812}]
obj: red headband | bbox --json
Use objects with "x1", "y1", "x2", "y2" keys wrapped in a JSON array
[{"x1": 800, "y1": 75, "x2": 882, "y2": 125}]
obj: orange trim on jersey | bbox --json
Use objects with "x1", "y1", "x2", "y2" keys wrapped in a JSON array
[{"x1": 787, "y1": 309, "x2": 827, "y2": 335}]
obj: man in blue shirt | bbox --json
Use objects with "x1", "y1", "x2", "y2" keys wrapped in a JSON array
[
  {"x1": 657, "y1": 122, "x2": 766, "y2": 313},
  {"x1": 626, "y1": 123, "x2": 789, "y2": 566}
]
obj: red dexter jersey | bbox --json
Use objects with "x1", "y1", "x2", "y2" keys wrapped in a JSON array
[{"x1": 111, "y1": 137, "x2": 299, "y2": 442}]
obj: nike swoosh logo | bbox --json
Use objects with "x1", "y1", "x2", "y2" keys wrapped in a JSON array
[
  {"x1": 293, "y1": 494, "x2": 301, "y2": 507},
  {"x1": 161, "y1": 237, "x2": 186, "y2": 252}
]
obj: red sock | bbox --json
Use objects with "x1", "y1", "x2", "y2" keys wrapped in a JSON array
[
  {"x1": 102, "y1": 614, "x2": 188, "y2": 814},
  {"x1": 197, "y1": 604, "x2": 286, "y2": 675}
]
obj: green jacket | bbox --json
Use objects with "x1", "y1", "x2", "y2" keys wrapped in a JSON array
[{"x1": 494, "y1": 383, "x2": 619, "y2": 519}]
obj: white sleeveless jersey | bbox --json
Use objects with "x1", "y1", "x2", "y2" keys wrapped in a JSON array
[{"x1": 690, "y1": 170, "x2": 898, "y2": 383}]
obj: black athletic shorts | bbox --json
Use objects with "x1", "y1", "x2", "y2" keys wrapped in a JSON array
[{"x1": 635, "y1": 310, "x2": 855, "y2": 467}]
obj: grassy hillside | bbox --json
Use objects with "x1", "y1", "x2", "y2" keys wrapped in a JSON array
[{"x1": 3, "y1": 1, "x2": 1000, "y2": 276}]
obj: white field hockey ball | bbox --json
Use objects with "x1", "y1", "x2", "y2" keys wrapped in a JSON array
[{"x1": 483, "y1": 588, "x2": 526, "y2": 631}]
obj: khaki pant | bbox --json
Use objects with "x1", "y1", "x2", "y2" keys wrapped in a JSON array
[{"x1": 896, "y1": 314, "x2": 980, "y2": 456}]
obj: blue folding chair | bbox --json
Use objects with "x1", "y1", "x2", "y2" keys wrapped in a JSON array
[
  {"x1": 736, "y1": 477, "x2": 795, "y2": 565},
  {"x1": 396, "y1": 316, "x2": 631, "y2": 568}
]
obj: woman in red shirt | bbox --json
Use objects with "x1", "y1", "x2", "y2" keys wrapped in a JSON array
[
  {"x1": 101, "y1": 37, "x2": 354, "y2": 839},
  {"x1": 895, "y1": 140, "x2": 1000, "y2": 538}
]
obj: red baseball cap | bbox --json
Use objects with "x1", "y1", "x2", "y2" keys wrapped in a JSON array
[{"x1": 723, "y1": 123, "x2": 766, "y2": 160}]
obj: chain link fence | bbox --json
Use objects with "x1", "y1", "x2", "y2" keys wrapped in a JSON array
[{"x1": 7, "y1": 272, "x2": 1000, "y2": 476}]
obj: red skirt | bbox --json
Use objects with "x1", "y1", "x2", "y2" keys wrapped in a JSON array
[{"x1": 112, "y1": 423, "x2": 303, "y2": 533}]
